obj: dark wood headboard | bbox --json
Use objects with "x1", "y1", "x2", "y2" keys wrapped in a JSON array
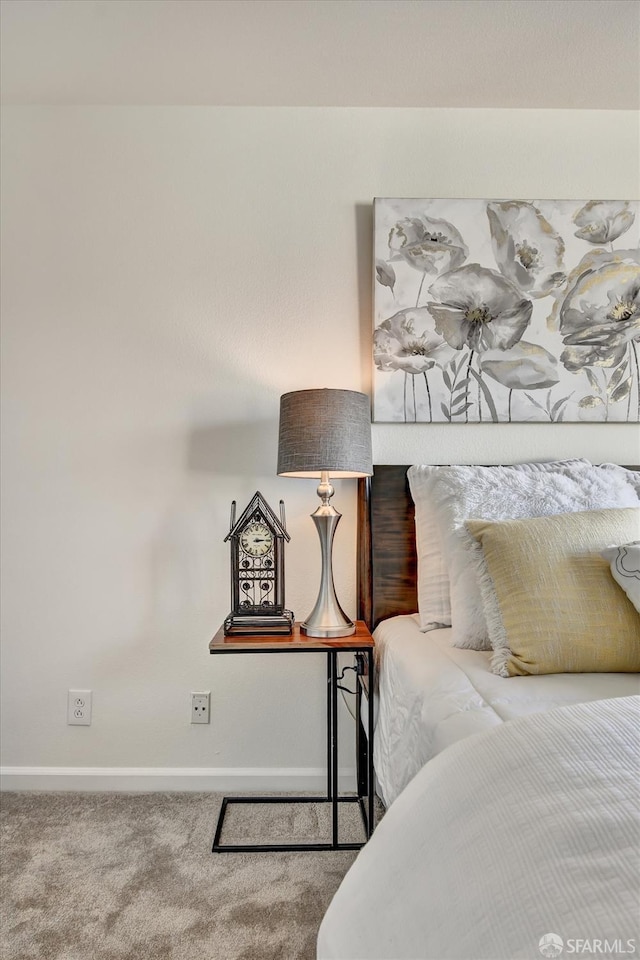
[
  {"x1": 357, "y1": 463, "x2": 639, "y2": 631},
  {"x1": 357, "y1": 466, "x2": 416, "y2": 630}
]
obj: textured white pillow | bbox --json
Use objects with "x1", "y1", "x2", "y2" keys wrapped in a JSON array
[
  {"x1": 599, "y1": 463, "x2": 640, "y2": 498},
  {"x1": 601, "y1": 541, "x2": 640, "y2": 614},
  {"x1": 409, "y1": 461, "x2": 639, "y2": 648},
  {"x1": 407, "y1": 460, "x2": 588, "y2": 633}
]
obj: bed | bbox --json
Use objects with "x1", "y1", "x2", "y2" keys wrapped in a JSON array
[
  {"x1": 318, "y1": 463, "x2": 640, "y2": 960},
  {"x1": 372, "y1": 615, "x2": 639, "y2": 808}
]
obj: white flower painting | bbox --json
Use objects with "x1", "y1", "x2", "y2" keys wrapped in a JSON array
[{"x1": 373, "y1": 198, "x2": 640, "y2": 423}]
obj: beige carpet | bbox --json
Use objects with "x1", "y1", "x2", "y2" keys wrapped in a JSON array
[{"x1": 0, "y1": 792, "x2": 375, "y2": 960}]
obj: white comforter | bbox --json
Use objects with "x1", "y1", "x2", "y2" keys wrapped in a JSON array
[
  {"x1": 374, "y1": 615, "x2": 640, "y2": 807},
  {"x1": 319, "y1": 696, "x2": 640, "y2": 960}
]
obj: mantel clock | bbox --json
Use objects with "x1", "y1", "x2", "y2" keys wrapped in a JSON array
[{"x1": 223, "y1": 491, "x2": 294, "y2": 636}]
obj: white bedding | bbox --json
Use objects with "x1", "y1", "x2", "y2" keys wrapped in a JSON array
[
  {"x1": 319, "y1": 695, "x2": 640, "y2": 960},
  {"x1": 374, "y1": 615, "x2": 640, "y2": 807}
]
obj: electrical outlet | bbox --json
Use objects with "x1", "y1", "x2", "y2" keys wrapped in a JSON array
[
  {"x1": 68, "y1": 689, "x2": 92, "y2": 725},
  {"x1": 191, "y1": 692, "x2": 210, "y2": 724}
]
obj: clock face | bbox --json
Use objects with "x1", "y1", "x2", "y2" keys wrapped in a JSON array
[{"x1": 240, "y1": 522, "x2": 273, "y2": 558}]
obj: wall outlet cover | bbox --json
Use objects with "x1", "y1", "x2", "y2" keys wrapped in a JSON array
[
  {"x1": 191, "y1": 692, "x2": 210, "y2": 724},
  {"x1": 68, "y1": 689, "x2": 92, "y2": 725}
]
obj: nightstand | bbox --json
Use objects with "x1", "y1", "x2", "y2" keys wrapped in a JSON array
[{"x1": 208, "y1": 621, "x2": 375, "y2": 852}]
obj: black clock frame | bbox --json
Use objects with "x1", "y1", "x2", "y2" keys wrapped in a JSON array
[{"x1": 223, "y1": 492, "x2": 293, "y2": 635}]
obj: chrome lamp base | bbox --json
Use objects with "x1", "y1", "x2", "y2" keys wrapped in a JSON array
[{"x1": 301, "y1": 473, "x2": 355, "y2": 638}]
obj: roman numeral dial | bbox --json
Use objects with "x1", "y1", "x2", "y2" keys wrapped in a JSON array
[{"x1": 240, "y1": 522, "x2": 273, "y2": 558}]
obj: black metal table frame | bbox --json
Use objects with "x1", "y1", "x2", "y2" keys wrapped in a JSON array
[{"x1": 210, "y1": 645, "x2": 375, "y2": 852}]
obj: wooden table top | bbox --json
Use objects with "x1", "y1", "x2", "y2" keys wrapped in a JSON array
[{"x1": 209, "y1": 620, "x2": 374, "y2": 653}]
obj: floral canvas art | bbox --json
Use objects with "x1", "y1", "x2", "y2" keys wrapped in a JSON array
[{"x1": 373, "y1": 198, "x2": 640, "y2": 423}]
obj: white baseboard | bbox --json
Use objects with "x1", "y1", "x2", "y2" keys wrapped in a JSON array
[{"x1": 0, "y1": 766, "x2": 357, "y2": 792}]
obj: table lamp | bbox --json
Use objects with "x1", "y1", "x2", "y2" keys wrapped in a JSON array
[{"x1": 277, "y1": 388, "x2": 373, "y2": 637}]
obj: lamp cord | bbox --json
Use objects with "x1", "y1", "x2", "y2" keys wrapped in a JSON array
[{"x1": 336, "y1": 659, "x2": 357, "y2": 721}]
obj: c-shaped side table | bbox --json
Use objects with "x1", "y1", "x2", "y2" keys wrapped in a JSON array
[{"x1": 208, "y1": 621, "x2": 375, "y2": 852}]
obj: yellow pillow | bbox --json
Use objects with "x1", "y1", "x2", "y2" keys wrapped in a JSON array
[{"x1": 465, "y1": 508, "x2": 640, "y2": 677}]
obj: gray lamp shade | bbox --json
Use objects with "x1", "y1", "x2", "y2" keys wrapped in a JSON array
[{"x1": 277, "y1": 389, "x2": 373, "y2": 478}]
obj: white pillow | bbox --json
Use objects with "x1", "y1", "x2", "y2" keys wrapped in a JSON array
[
  {"x1": 407, "y1": 460, "x2": 588, "y2": 633},
  {"x1": 409, "y1": 461, "x2": 638, "y2": 648},
  {"x1": 599, "y1": 463, "x2": 640, "y2": 498},
  {"x1": 601, "y1": 541, "x2": 640, "y2": 614},
  {"x1": 407, "y1": 467, "x2": 450, "y2": 630}
]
